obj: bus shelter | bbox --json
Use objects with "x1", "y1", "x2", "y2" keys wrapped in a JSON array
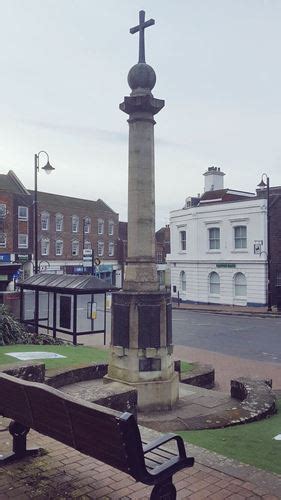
[{"x1": 18, "y1": 273, "x2": 116, "y2": 345}]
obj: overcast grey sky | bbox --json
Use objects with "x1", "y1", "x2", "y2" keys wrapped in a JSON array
[{"x1": 0, "y1": 0, "x2": 281, "y2": 228}]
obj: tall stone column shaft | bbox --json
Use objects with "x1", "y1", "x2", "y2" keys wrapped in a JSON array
[
  {"x1": 128, "y1": 113, "x2": 155, "y2": 263},
  {"x1": 123, "y1": 104, "x2": 160, "y2": 292},
  {"x1": 106, "y1": 11, "x2": 179, "y2": 411}
]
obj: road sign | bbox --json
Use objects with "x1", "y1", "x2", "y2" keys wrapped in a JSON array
[{"x1": 83, "y1": 249, "x2": 93, "y2": 262}]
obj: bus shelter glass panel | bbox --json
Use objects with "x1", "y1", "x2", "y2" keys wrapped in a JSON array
[
  {"x1": 77, "y1": 294, "x2": 92, "y2": 332},
  {"x1": 76, "y1": 293, "x2": 105, "y2": 333},
  {"x1": 23, "y1": 290, "x2": 35, "y2": 321},
  {"x1": 94, "y1": 293, "x2": 105, "y2": 331},
  {"x1": 57, "y1": 294, "x2": 73, "y2": 331},
  {"x1": 38, "y1": 291, "x2": 49, "y2": 325},
  {"x1": 48, "y1": 292, "x2": 54, "y2": 329}
]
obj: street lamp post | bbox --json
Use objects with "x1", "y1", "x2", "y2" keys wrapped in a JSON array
[
  {"x1": 34, "y1": 151, "x2": 55, "y2": 274},
  {"x1": 258, "y1": 173, "x2": 272, "y2": 311}
]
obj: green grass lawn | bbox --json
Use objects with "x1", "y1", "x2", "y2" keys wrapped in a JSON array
[
  {"x1": 180, "y1": 361, "x2": 193, "y2": 373},
  {"x1": 0, "y1": 343, "x2": 193, "y2": 374},
  {"x1": 178, "y1": 400, "x2": 281, "y2": 475},
  {"x1": 0, "y1": 344, "x2": 108, "y2": 370}
]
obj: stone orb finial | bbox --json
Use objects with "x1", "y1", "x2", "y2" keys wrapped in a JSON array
[{"x1": 128, "y1": 63, "x2": 156, "y2": 93}]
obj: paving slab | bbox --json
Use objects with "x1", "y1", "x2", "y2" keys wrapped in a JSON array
[{"x1": 0, "y1": 416, "x2": 280, "y2": 499}]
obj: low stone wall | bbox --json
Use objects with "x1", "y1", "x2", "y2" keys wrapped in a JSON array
[
  {"x1": 1, "y1": 362, "x2": 138, "y2": 419},
  {"x1": 181, "y1": 364, "x2": 215, "y2": 389},
  {"x1": 1, "y1": 362, "x2": 45, "y2": 382},
  {"x1": 185, "y1": 377, "x2": 277, "y2": 430},
  {"x1": 45, "y1": 363, "x2": 108, "y2": 388},
  {"x1": 230, "y1": 377, "x2": 276, "y2": 422}
]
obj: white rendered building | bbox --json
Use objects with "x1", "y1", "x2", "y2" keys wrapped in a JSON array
[{"x1": 168, "y1": 167, "x2": 268, "y2": 307}]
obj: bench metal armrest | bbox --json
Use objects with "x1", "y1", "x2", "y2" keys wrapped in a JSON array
[{"x1": 143, "y1": 433, "x2": 187, "y2": 459}]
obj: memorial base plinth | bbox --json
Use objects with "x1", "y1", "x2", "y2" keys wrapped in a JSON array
[
  {"x1": 104, "y1": 372, "x2": 179, "y2": 411},
  {"x1": 108, "y1": 290, "x2": 179, "y2": 410}
]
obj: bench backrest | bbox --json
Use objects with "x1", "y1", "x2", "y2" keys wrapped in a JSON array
[{"x1": 0, "y1": 372, "x2": 145, "y2": 476}]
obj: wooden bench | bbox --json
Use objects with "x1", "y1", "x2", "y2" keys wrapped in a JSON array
[{"x1": 0, "y1": 372, "x2": 194, "y2": 499}]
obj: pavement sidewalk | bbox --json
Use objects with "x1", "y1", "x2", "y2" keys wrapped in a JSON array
[
  {"x1": 172, "y1": 302, "x2": 281, "y2": 318},
  {"x1": 0, "y1": 416, "x2": 280, "y2": 499}
]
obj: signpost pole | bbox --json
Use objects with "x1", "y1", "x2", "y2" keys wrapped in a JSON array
[{"x1": 92, "y1": 251, "x2": 95, "y2": 276}]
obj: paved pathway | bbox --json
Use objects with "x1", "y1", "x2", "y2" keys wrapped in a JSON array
[
  {"x1": 173, "y1": 303, "x2": 274, "y2": 317},
  {"x1": 173, "y1": 345, "x2": 281, "y2": 392},
  {"x1": 1, "y1": 306, "x2": 280, "y2": 497},
  {"x1": 0, "y1": 417, "x2": 280, "y2": 499}
]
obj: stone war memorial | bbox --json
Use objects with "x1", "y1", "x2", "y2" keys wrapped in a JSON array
[{"x1": 106, "y1": 10, "x2": 179, "y2": 411}]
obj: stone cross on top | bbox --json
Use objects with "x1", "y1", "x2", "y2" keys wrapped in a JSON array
[{"x1": 130, "y1": 10, "x2": 155, "y2": 64}]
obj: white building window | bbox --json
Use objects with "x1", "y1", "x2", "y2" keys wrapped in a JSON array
[
  {"x1": 234, "y1": 272, "x2": 247, "y2": 297},
  {"x1": 108, "y1": 220, "x2": 114, "y2": 236},
  {"x1": 55, "y1": 240, "x2": 63, "y2": 256},
  {"x1": 98, "y1": 219, "x2": 104, "y2": 235},
  {"x1": 0, "y1": 203, "x2": 6, "y2": 218},
  {"x1": 209, "y1": 271, "x2": 220, "y2": 295},
  {"x1": 98, "y1": 240, "x2": 104, "y2": 256},
  {"x1": 180, "y1": 271, "x2": 186, "y2": 292},
  {"x1": 72, "y1": 215, "x2": 79, "y2": 233},
  {"x1": 41, "y1": 238, "x2": 50, "y2": 256},
  {"x1": 56, "y1": 213, "x2": 63, "y2": 232},
  {"x1": 0, "y1": 233, "x2": 6, "y2": 248},
  {"x1": 18, "y1": 206, "x2": 28, "y2": 220},
  {"x1": 84, "y1": 240, "x2": 92, "y2": 250},
  {"x1": 41, "y1": 212, "x2": 49, "y2": 231},
  {"x1": 18, "y1": 234, "x2": 28, "y2": 249},
  {"x1": 179, "y1": 230, "x2": 186, "y2": 251},
  {"x1": 234, "y1": 226, "x2": 247, "y2": 249},
  {"x1": 209, "y1": 227, "x2": 220, "y2": 250},
  {"x1": 83, "y1": 217, "x2": 91, "y2": 234},
  {"x1": 108, "y1": 242, "x2": 114, "y2": 256},
  {"x1": 72, "y1": 240, "x2": 79, "y2": 256}
]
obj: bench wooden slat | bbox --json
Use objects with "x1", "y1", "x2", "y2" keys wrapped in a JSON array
[
  {"x1": 0, "y1": 372, "x2": 194, "y2": 498},
  {"x1": 0, "y1": 380, "x2": 33, "y2": 427}
]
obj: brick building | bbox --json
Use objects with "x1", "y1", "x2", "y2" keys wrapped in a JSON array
[
  {"x1": 117, "y1": 221, "x2": 171, "y2": 289},
  {"x1": 0, "y1": 171, "x2": 121, "y2": 287},
  {"x1": 263, "y1": 185, "x2": 281, "y2": 307}
]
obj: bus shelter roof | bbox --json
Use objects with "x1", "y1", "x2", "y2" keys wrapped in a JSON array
[{"x1": 18, "y1": 273, "x2": 116, "y2": 294}]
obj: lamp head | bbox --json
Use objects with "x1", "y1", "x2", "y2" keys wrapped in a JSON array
[
  {"x1": 42, "y1": 161, "x2": 55, "y2": 175},
  {"x1": 257, "y1": 178, "x2": 267, "y2": 189}
]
